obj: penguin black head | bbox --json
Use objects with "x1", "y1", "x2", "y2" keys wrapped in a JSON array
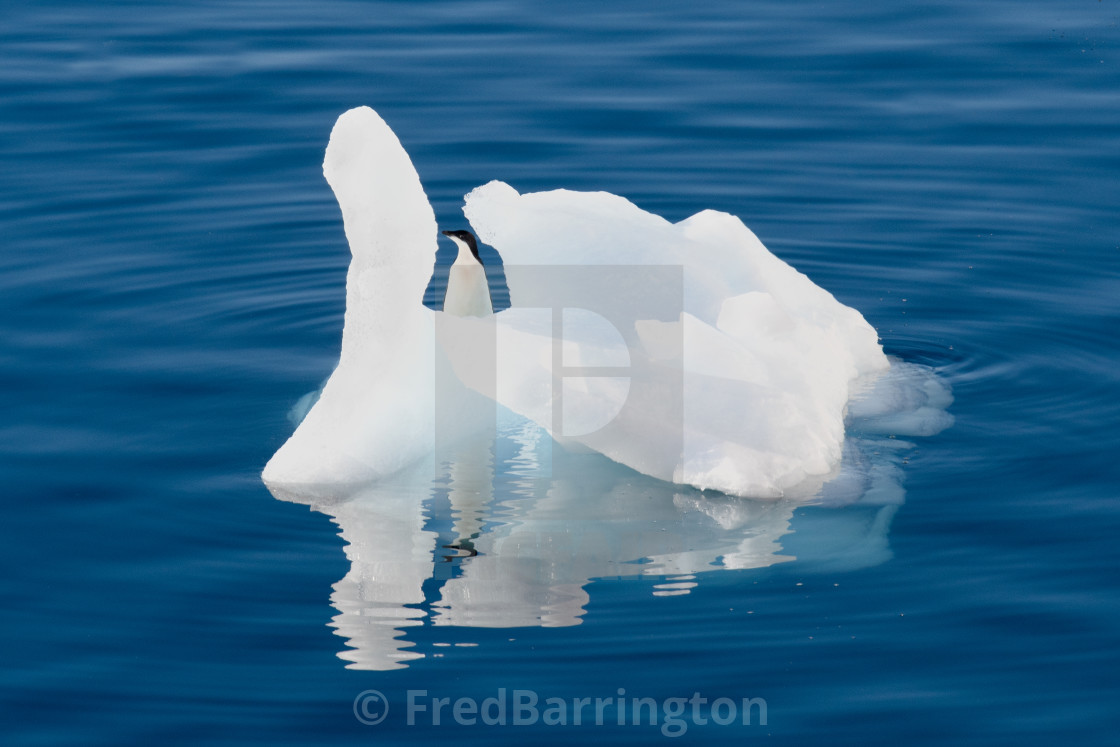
[{"x1": 441, "y1": 229, "x2": 482, "y2": 264}]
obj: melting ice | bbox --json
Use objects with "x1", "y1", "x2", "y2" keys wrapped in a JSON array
[
  {"x1": 260, "y1": 105, "x2": 954, "y2": 670},
  {"x1": 262, "y1": 106, "x2": 951, "y2": 498}
]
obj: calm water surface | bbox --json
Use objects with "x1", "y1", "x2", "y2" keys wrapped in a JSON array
[{"x1": 2, "y1": 1, "x2": 1119, "y2": 744}]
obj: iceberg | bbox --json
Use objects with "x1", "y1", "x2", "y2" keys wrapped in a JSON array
[{"x1": 262, "y1": 106, "x2": 949, "y2": 499}]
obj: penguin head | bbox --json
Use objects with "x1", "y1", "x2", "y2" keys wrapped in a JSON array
[{"x1": 441, "y1": 229, "x2": 482, "y2": 264}]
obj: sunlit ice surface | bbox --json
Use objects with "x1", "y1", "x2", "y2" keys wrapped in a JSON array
[{"x1": 261, "y1": 107, "x2": 953, "y2": 670}]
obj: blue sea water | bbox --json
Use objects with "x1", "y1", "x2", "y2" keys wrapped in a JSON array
[{"x1": 2, "y1": 1, "x2": 1119, "y2": 744}]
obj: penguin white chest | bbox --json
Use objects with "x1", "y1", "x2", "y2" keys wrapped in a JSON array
[
  {"x1": 443, "y1": 261, "x2": 493, "y2": 317},
  {"x1": 441, "y1": 233, "x2": 493, "y2": 317}
]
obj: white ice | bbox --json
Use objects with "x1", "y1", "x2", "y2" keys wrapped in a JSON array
[
  {"x1": 262, "y1": 106, "x2": 951, "y2": 499},
  {"x1": 264, "y1": 107, "x2": 442, "y2": 486}
]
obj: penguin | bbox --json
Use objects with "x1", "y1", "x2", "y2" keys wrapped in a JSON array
[{"x1": 441, "y1": 229, "x2": 493, "y2": 317}]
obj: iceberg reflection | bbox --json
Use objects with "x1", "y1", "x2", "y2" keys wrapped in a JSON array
[{"x1": 267, "y1": 403, "x2": 921, "y2": 671}]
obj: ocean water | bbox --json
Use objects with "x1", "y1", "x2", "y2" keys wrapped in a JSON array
[{"x1": 3, "y1": 1, "x2": 1119, "y2": 744}]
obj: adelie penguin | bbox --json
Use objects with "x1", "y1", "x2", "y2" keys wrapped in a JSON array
[{"x1": 441, "y1": 229, "x2": 493, "y2": 317}]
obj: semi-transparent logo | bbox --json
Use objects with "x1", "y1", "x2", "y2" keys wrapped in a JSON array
[{"x1": 434, "y1": 264, "x2": 684, "y2": 475}]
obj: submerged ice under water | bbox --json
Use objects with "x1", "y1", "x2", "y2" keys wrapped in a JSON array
[{"x1": 261, "y1": 106, "x2": 953, "y2": 669}]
